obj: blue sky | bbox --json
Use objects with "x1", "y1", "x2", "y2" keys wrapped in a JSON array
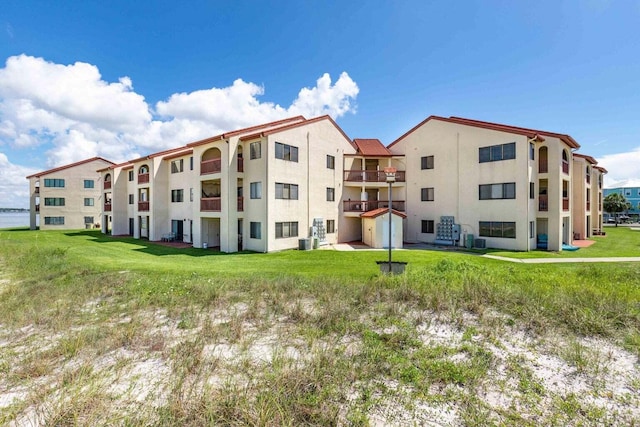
[{"x1": 1, "y1": 0, "x2": 640, "y2": 207}]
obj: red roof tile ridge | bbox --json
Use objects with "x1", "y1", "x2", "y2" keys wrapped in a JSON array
[{"x1": 27, "y1": 157, "x2": 114, "y2": 178}]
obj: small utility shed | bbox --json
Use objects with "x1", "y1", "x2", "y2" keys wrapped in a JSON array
[{"x1": 361, "y1": 208, "x2": 406, "y2": 249}]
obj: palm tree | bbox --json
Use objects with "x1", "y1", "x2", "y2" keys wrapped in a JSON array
[{"x1": 603, "y1": 193, "x2": 631, "y2": 227}]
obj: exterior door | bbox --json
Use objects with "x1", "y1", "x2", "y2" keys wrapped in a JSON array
[
  {"x1": 171, "y1": 220, "x2": 184, "y2": 241},
  {"x1": 129, "y1": 218, "x2": 134, "y2": 236}
]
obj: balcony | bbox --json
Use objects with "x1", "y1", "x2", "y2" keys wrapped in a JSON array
[
  {"x1": 562, "y1": 161, "x2": 569, "y2": 174},
  {"x1": 563, "y1": 198, "x2": 569, "y2": 211},
  {"x1": 104, "y1": 202, "x2": 112, "y2": 212},
  {"x1": 538, "y1": 195, "x2": 548, "y2": 211},
  {"x1": 344, "y1": 170, "x2": 406, "y2": 183},
  {"x1": 104, "y1": 180, "x2": 112, "y2": 189},
  {"x1": 343, "y1": 200, "x2": 406, "y2": 212},
  {"x1": 538, "y1": 161, "x2": 548, "y2": 174},
  {"x1": 201, "y1": 197, "x2": 221, "y2": 212},
  {"x1": 237, "y1": 157, "x2": 244, "y2": 173},
  {"x1": 35, "y1": 204, "x2": 40, "y2": 212},
  {"x1": 138, "y1": 201, "x2": 149, "y2": 212},
  {"x1": 138, "y1": 173, "x2": 149, "y2": 184},
  {"x1": 586, "y1": 201, "x2": 591, "y2": 210},
  {"x1": 586, "y1": 175, "x2": 590, "y2": 184},
  {"x1": 237, "y1": 196, "x2": 244, "y2": 212},
  {"x1": 34, "y1": 187, "x2": 40, "y2": 194},
  {"x1": 201, "y1": 158, "x2": 221, "y2": 175}
]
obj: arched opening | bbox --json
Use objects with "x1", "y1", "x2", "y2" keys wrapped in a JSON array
[
  {"x1": 538, "y1": 146, "x2": 548, "y2": 173},
  {"x1": 562, "y1": 150, "x2": 569, "y2": 174},
  {"x1": 237, "y1": 145, "x2": 244, "y2": 172},
  {"x1": 104, "y1": 173, "x2": 112, "y2": 189},
  {"x1": 201, "y1": 147, "x2": 222, "y2": 175},
  {"x1": 586, "y1": 165, "x2": 591, "y2": 184},
  {"x1": 138, "y1": 164, "x2": 150, "y2": 184}
]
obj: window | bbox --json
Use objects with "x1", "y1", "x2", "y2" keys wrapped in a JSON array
[
  {"x1": 250, "y1": 222, "x2": 261, "y2": 239},
  {"x1": 171, "y1": 159, "x2": 184, "y2": 174},
  {"x1": 326, "y1": 155, "x2": 335, "y2": 169},
  {"x1": 44, "y1": 197, "x2": 65, "y2": 206},
  {"x1": 529, "y1": 142, "x2": 535, "y2": 160},
  {"x1": 84, "y1": 179, "x2": 94, "y2": 188},
  {"x1": 479, "y1": 183, "x2": 516, "y2": 200},
  {"x1": 44, "y1": 178, "x2": 65, "y2": 187},
  {"x1": 129, "y1": 194, "x2": 134, "y2": 205},
  {"x1": 250, "y1": 182, "x2": 262, "y2": 199},
  {"x1": 529, "y1": 182, "x2": 534, "y2": 199},
  {"x1": 275, "y1": 142, "x2": 298, "y2": 162},
  {"x1": 128, "y1": 170, "x2": 134, "y2": 181},
  {"x1": 421, "y1": 187, "x2": 434, "y2": 201},
  {"x1": 190, "y1": 188, "x2": 194, "y2": 202},
  {"x1": 190, "y1": 156, "x2": 194, "y2": 171},
  {"x1": 326, "y1": 219, "x2": 335, "y2": 234},
  {"x1": 479, "y1": 221, "x2": 516, "y2": 239},
  {"x1": 84, "y1": 216, "x2": 94, "y2": 225},
  {"x1": 171, "y1": 189, "x2": 184, "y2": 203},
  {"x1": 275, "y1": 221, "x2": 299, "y2": 238},
  {"x1": 44, "y1": 216, "x2": 65, "y2": 225},
  {"x1": 421, "y1": 220, "x2": 435, "y2": 234},
  {"x1": 84, "y1": 198, "x2": 94, "y2": 206},
  {"x1": 421, "y1": 155, "x2": 434, "y2": 170},
  {"x1": 250, "y1": 142, "x2": 261, "y2": 160},
  {"x1": 529, "y1": 221, "x2": 535, "y2": 239},
  {"x1": 275, "y1": 183, "x2": 298, "y2": 200},
  {"x1": 625, "y1": 190, "x2": 631, "y2": 196},
  {"x1": 326, "y1": 187, "x2": 335, "y2": 201},
  {"x1": 479, "y1": 142, "x2": 516, "y2": 163}
]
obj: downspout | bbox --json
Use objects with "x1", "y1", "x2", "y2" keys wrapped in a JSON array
[
  {"x1": 307, "y1": 132, "x2": 311, "y2": 240},
  {"x1": 264, "y1": 136, "x2": 268, "y2": 253}
]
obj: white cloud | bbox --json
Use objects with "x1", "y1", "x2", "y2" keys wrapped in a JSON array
[
  {"x1": 0, "y1": 152, "x2": 38, "y2": 208},
  {"x1": 0, "y1": 54, "x2": 359, "y2": 208},
  {"x1": 598, "y1": 148, "x2": 640, "y2": 188}
]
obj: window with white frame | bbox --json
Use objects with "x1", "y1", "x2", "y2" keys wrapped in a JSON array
[
  {"x1": 171, "y1": 159, "x2": 184, "y2": 173},
  {"x1": 250, "y1": 182, "x2": 262, "y2": 199},
  {"x1": 479, "y1": 183, "x2": 516, "y2": 200},
  {"x1": 275, "y1": 221, "x2": 299, "y2": 238},
  {"x1": 171, "y1": 189, "x2": 184, "y2": 202},
  {"x1": 326, "y1": 219, "x2": 335, "y2": 234},
  {"x1": 421, "y1": 187, "x2": 434, "y2": 201},
  {"x1": 250, "y1": 142, "x2": 261, "y2": 160},
  {"x1": 275, "y1": 183, "x2": 298, "y2": 200},
  {"x1": 421, "y1": 155, "x2": 434, "y2": 170},
  {"x1": 250, "y1": 222, "x2": 261, "y2": 239},
  {"x1": 275, "y1": 142, "x2": 298, "y2": 162}
]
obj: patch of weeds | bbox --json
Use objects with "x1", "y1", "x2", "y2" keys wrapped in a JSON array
[
  {"x1": 560, "y1": 339, "x2": 600, "y2": 375},
  {"x1": 623, "y1": 332, "x2": 640, "y2": 357},
  {"x1": 177, "y1": 309, "x2": 198, "y2": 330},
  {"x1": 462, "y1": 326, "x2": 479, "y2": 342}
]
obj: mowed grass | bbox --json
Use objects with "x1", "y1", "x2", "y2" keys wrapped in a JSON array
[
  {"x1": 484, "y1": 225, "x2": 640, "y2": 259},
  {"x1": 1, "y1": 227, "x2": 639, "y2": 425}
]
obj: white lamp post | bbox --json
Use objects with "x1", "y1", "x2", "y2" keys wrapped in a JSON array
[{"x1": 383, "y1": 167, "x2": 397, "y2": 272}]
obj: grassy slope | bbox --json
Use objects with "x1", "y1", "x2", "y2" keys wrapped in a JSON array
[{"x1": 1, "y1": 228, "x2": 639, "y2": 425}]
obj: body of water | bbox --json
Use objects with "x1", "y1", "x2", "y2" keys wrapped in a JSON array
[{"x1": 0, "y1": 212, "x2": 32, "y2": 229}]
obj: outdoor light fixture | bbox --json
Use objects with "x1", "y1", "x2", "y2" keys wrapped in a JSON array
[{"x1": 383, "y1": 167, "x2": 397, "y2": 271}]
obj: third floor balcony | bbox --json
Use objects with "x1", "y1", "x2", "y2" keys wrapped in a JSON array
[
  {"x1": 344, "y1": 170, "x2": 406, "y2": 183},
  {"x1": 343, "y1": 200, "x2": 406, "y2": 212}
]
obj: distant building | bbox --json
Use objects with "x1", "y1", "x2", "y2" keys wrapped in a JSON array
[
  {"x1": 603, "y1": 187, "x2": 640, "y2": 218},
  {"x1": 26, "y1": 157, "x2": 115, "y2": 230}
]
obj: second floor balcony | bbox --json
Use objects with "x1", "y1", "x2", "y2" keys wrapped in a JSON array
[
  {"x1": 138, "y1": 173, "x2": 149, "y2": 184},
  {"x1": 201, "y1": 197, "x2": 221, "y2": 212},
  {"x1": 237, "y1": 197, "x2": 244, "y2": 212},
  {"x1": 344, "y1": 170, "x2": 406, "y2": 183},
  {"x1": 538, "y1": 195, "x2": 548, "y2": 211},
  {"x1": 563, "y1": 197, "x2": 569, "y2": 211},
  {"x1": 343, "y1": 200, "x2": 406, "y2": 212},
  {"x1": 138, "y1": 201, "x2": 149, "y2": 212},
  {"x1": 104, "y1": 202, "x2": 112, "y2": 212},
  {"x1": 201, "y1": 158, "x2": 222, "y2": 175},
  {"x1": 104, "y1": 180, "x2": 112, "y2": 189}
]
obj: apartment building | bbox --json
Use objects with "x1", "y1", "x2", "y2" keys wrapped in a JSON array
[
  {"x1": 26, "y1": 157, "x2": 114, "y2": 230},
  {"x1": 387, "y1": 116, "x2": 605, "y2": 252},
  {"x1": 101, "y1": 115, "x2": 358, "y2": 253},
  {"x1": 571, "y1": 154, "x2": 607, "y2": 239}
]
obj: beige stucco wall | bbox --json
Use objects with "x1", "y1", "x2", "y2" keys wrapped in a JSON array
[{"x1": 30, "y1": 158, "x2": 112, "y2": 230}]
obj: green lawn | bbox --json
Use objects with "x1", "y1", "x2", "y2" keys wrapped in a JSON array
[
  {"x1": 1, "y1": 227, "x2": 639, "y2": 425},
  {"x1": 479, "y1": 225, "x2": 640, "y2": 259}
]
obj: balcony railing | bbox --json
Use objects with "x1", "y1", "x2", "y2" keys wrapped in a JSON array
[
  {"x1": 201, "y1": 158, "x2": 222, "y2": 175},
  {"x1": 538, "y1": 195, "x2": 548, "y2": 211},
  {"x1": 35, "y1": 204, "x2": 40, "y2": 212},
  {"x1": 343, "y1": 200, "x2": 406, "y2": 212},
  {"x1": 562, "y1": 161, "x2": 569, "y2": 174},
  {"x1": 104, "y1": 181, "x2": 112, "y2": 189},
  {"x1": 201, "y1": 197, "x2": 221, "y2": 212},
  {"x1": 563, "y1": 197, "x2": 569, "y2": 211},
  {"x1": 138, "y1": 201, "x2": 149, "y2": 211},
  {"x1": 586, "y1": 175, "x2": 590, "y2": 184},
  {"x1": 138, "y1": 173, "x2": 149, "y2": 184},
  {"x1": 237, "y1": 157, "x2": 244, "y2": 172},
  {"x1": 344, "y1": 170, "x2": 406, "y2": 183},
  {"x1": 104, "y1": 202, "x2": 112, "y2": 212},
  {"x1": 237, "y1": 197, "x2": 244, "y2": 212},
  {"x1": 538, "y1": 161, "x2": 548, "y2": 173},
  {"x1": 34, "y1": 187, "x2": 40, "y2": 194},
  {"x1": 599, "y1": 202, "x2": 602, "y2": 211},
  {"x1": 586, "y1": 201, "x2": 591, "y2": 211}
]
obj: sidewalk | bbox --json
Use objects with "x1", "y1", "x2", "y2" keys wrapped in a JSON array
[{"x1": 481, "y1": 255, "x2": 640, "y2": 264}]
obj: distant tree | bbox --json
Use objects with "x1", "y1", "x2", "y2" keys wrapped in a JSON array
[{"x1": 603, "y1": 193, "x2": 631, "y2": 227}]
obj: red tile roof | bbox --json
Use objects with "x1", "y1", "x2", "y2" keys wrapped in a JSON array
[
  {"x1": 594, "y1": 165, "x2": 608, "y2": 174},
  {"x1": 187, "y1": 116, "x2": 306, "y2": 147},
  {"x1": 27, "y1": 157, "x2": 114, "y2": 178},
  {"x1": 388, "y1": 116, "x2": 580, "y2": 149},
  {"x1": 163, "y1": 149, "x2": 193, "y2": 161},
  {"x1": 360, "y1": 208, "x2": 407, "y2": 219},
  {"x1": 573, "y1": 153, "x2": 597, "y2": 164},
  {"x1": 352, "y1": 139, "x2": 393, "y2": 157}
]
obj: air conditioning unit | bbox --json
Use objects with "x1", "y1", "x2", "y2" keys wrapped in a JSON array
[{"x1": 474, "y1": 238, "x2": 486, "y2": 249}]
